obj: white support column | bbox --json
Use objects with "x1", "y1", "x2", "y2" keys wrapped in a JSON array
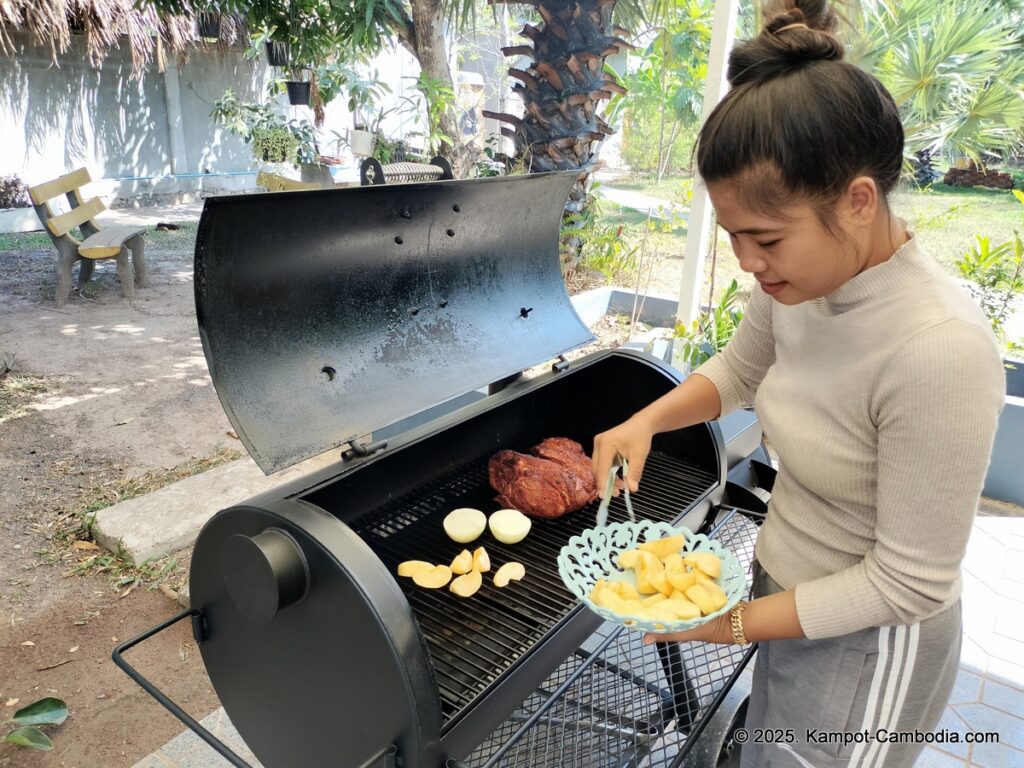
[
  {"x1": 163, "y1": 58, "x2": 190, "y2": 175},
  {"x1": 676, "y1": 0, "x2": 740, "y2": 325}
]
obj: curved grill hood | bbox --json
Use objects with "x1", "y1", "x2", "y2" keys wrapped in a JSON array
[{"x1": 194, "y1": 172, "x2": 594, "y2": 474}]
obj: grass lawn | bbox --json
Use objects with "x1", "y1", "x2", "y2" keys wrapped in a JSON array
[
  {"x1": 0, "y1": 222, "x2": 199, "y2": 255},
  {"x1": 594, "y1": 175, "x2": 1022, "y2": 307}
]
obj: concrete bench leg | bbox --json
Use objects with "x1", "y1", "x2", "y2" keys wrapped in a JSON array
[
  {"x1": 116, "y1": 246, "x2": 136, "y2": 302},
  {"x1": 77, "y1": 258, "x2": 95, "y2": 288},
  {"x1": 128, "y1": 234, "x2": 148, "y2": 287},
  {"x1": 55, "y1": 248, "x2": 78, "y2": 307}
]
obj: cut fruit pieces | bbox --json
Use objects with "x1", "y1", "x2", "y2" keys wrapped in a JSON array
[
  {"x1": 450, "y1": 569, "x2": 483, "y2": 597},
  {"x1": 412, "y1": 565, "x2": 453, "y2": 589},
  {"x1": 493, "y1": 561, "x2": 526, "y2": 588},
  {"x1": 472, "y1": 546, "x2": 491, "y2": 573},
  {"x1": 397, "y1": 560, "x2": 434, "y2": 578},
  {"x1": 443, "y1": 508, "x2": 487, "y2": 543},
  {"x1": 488, "y1": 508, "x2": 532, "y2": 544},
  {"x1": 450, "y1": 549, "x2": 473, "y2": 575}
]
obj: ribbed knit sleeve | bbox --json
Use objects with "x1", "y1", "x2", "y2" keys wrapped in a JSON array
[
  {"x1": 694, "y1": 288, "x2": 775, "y2": 415},
  {"x1": 794, "y1": 319, "x2": 1005, "y2": 639}
]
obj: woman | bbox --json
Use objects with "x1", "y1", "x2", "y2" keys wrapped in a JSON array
[{"x1": 591, "y1": 2, "x2": 1005, "y2": 766}]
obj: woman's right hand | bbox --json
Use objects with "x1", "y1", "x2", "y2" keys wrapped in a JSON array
[{"x1": 592, "y1": 414, "x2": 656, "y2": 498}]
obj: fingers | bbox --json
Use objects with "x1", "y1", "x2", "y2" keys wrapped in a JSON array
[{"x1": 625, "y1": 454, "x2": 646, "y2": 494}]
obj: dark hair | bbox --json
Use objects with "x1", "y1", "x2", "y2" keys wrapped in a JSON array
[{"x1": 696, "y1": 0, "x2": 903, "y2": 224}]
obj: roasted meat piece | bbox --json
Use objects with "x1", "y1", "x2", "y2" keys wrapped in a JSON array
[{"x1": 488, "y1": 437, "x2": 598, "y2": 519}]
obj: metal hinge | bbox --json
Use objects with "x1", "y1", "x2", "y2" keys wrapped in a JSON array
[
  {"x1": 341, "y1": 437, "x2": 388, "y2": 462},
  {"x1": 551, "y1": 354, "x2": 570, "y2": 373}
]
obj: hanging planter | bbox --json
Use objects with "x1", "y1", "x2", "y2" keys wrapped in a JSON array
[
  {"x1": 265, "y1": 41, "x2": 290, "y2": 67},
  {"x1": 286, "y1": 81, "x2": 311, "y2": 106},
  {"x1": 196, "y1": 12, "x2": 221, "y2": 40}
]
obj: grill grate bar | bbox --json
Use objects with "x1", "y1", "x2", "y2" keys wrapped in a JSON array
[{"x1": 353, "y1": 451, "x2": 718, "y2": 725}]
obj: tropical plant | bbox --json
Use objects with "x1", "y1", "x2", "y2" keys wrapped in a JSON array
[
  {"x1": 846, "y1": 0, "x2": 1024, "y2": 179},
  {"x1": 607, "y1": 0, "x2": 713, "y2": 180},
  {"x1": 955, "y1": 190, "x2": 1024, "y2": 349},
  {"x1": 673, "y1": 278, "x2": 745, "y2": 369},
  {"x1": 2, "y1": 697, "x2": 68, "y2": 751},
  {"x1": 211, "y1": 91, "x2": 319, "y2": 165}
]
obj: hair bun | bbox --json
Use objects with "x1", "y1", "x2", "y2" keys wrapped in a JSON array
[{"x1": 727, "y1": 1, "x2": 844, "y2": 87}]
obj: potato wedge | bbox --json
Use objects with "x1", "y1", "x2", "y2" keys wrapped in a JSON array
[
  {"x1": 660, "y1": 597, "x2": 702, "y2": 621},
  {"x1": 609, "y1": 580, "x2": 642, "y2": 601},
  {"x1": 450, "y1": 569, "x2": 483, "y2": 597},
  {"x1": 449, "y1": 550, "x2": 473, "y2": 575},
  {"x1": 684, "y1": 582, "x2": 728, "y2": 615},
  {"x1": 493, "y1": 561, "x2": 526, "y2": 588},
  {"x1": 413, "y1": 564, "x2": 453, "y2": 589},
  {"x1": 667, "y1": 569, "x2": 698, "y2": 593},
  {"x1": 472, "y1": 546, "x2": 491, "y2": 573},
  {"x1": 638, "y1": 535, "x2": 686, "y2": 560},
  {"x1": 684, "y1": 552, "x2": 722, "y2": 580},
  {"x1": 397, "y1": 560, "x2": 434, "y2": 578},
  {"x1": 617, "y1": 549, "x2": 643, "y2": 570}
]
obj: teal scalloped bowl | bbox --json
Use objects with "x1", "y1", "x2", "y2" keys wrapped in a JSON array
[{"x1": 557, "y1": 520, "x2": 748, "y2": 634}]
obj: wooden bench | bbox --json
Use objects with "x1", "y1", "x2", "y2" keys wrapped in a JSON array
[
  {"x1": 28, "y1": 168, "x2": 147, "y2": 306},
  {"x1": 359, "y1": 156, "x2": 454, "y2": 186}
]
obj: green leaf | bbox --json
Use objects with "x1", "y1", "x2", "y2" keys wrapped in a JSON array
[
  {"x1": 12, "y1": 697, "x2": 68, "y2": 727},
  {"x1": 3, "y1": 727, "x2": 54, "y2": 750}
]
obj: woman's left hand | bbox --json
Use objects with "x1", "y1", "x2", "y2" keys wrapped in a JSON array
[{"x1": 643, "y1": 612, "x2": 734, "y2": 646}]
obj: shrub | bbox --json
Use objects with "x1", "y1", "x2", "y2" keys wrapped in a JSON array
[{"x1": 0, "y1": 175, "x2": 30, "y2": 209}]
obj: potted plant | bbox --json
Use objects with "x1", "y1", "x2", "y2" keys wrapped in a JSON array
[
  {"x1": 265, "y1": 40, "x2": 290, "y2": 67},
  {"x1": 285, "y1": 67, "x2": 312, "y2": 106},
  {"x1": 211, "y1": 90, "x2": 319, "y2": 167},
  {"x1": 196, "y1": 11, "x2": 221, "y2": 40}
]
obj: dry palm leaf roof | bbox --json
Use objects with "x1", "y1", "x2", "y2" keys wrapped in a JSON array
[{"x1": 0, "y1": 0, "x2": 248, "y2": 77}]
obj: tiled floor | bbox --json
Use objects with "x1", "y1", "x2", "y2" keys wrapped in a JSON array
[{"x1": 134, "y1": 514, "x2": 1024, "y2": 768}]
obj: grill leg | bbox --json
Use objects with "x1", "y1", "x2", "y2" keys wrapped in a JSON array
[{"x1": 656, "y1": 642, "x2": 702, "y2": 731}]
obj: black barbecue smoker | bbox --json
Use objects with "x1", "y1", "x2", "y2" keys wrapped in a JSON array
[{"x1": 114, "y1": 172, "x2": 775, "y2": 768}]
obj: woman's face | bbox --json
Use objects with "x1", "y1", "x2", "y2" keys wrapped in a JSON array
[{"x1": 707, "y1": 180, "x2": 864, "y2": 305}]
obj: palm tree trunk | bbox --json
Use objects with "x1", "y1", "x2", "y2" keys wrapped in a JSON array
[{"x1": 487, "y1": 0, "x2": 631, "y2": 273}]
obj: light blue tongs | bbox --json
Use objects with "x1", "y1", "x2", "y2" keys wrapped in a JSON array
[{"x1": 595, "y1": 457, "x2": 636, "y2": 528}]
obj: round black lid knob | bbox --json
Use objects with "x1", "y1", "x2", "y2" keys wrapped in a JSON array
[{"x1": 222, "y1": 529, "x2": 308, "y2": 624}]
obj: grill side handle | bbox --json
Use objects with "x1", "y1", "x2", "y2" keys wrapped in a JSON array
[
  {"x1": 112, "y1": 610, "x2": 405, "y2": 768},
  {"x1": 112, "y1": 609, "x2": 254, "y2": 768}
]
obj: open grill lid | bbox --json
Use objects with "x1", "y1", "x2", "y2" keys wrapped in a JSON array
[{"x1": 194, "y1": 172, "x2": 594, "y2": 474}]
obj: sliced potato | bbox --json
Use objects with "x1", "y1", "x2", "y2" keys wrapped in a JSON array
[
  {"x1": 488, "y1": 509, "x2": 532, "y2": 544},
  {"x1": 617, "y1": 549, "x2": 643, "y2": 570},
  {"x1": 638, "y1": 535, "x2": 686, "y2": 560},
  {"x1": 667, "y1": 569, "x2": 698, "y2": 593},
  {"x1": 449, "y1": 549, "x2": 473, "y2": 575},
  {"x1": 443, "y1": 508, "x2": 487, "y2": 543},
  {"x1": 472, "y1": 546, "x2": 491, "y2": 573},
  {"x1": 684, "y1": 552, "x2": 722, "y2": 580},
  {"x1": 413, "y1": 564, "x2": 453, "y2": 589},
  {"x1": 450, "y1": 568, "x2": 483, "y2": 597},
  {"x1": 660, "y1": 597, "x2": 702, "y2": 621},
  {"x1": 684, "y1": 582, "x2": 728, "y2": 615},
  {"x1": 609, "y1": 580, "x2": 642, "y2": 601},
  {"x1": 494, "y1": 561, "x2": 526, "y2": 588},
  {"x1": 397, "y1": 560, "x2": 434, "y2": 578},
  {"x1": 643, "y1": 593, "x2": 668, "y2": 606}
]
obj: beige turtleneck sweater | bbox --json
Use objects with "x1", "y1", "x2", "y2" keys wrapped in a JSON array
[{"x1": 696, "y1": 236, "x2": 1005, "y2": 639}]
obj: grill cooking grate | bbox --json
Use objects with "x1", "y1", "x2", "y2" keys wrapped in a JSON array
[
  {"x1": 461, "y1": 510, "x2": 759, "y2": 767},
  {"x1": 352, "y1": 451, "x2": 719, "y2": 726}
]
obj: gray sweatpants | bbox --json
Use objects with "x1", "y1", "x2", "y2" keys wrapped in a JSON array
[{"x1": 739, "y1": 563, "x2": 962, "y2": 768}]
